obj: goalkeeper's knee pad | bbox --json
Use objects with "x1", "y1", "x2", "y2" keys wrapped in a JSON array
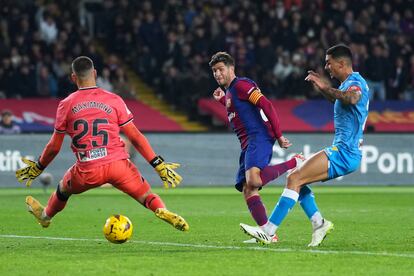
[{"x1": 56, "y1": 184, "x2": 70, "y2": 201}]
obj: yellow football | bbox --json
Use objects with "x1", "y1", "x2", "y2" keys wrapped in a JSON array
[{"x1": 103, "y1": 214, "x2": 133, "y2": 244}]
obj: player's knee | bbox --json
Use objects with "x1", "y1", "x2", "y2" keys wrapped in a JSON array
[
  {"x1": 286, "y1": 171, "x2": 302, "y2": 189},
  {"x1": 243, "y1": 185, "x2": 257, "y2": 198},
  {"x1": 245, "y1": 174, "x2": 262, "y2": 189},
  {"x1": 56, "y1": 184, "x2": 70, "y2": 201}
]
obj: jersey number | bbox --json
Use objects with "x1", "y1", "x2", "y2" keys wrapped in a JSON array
[{"x1": 72, "y1": 119, "x2": 109, "y2": 149}]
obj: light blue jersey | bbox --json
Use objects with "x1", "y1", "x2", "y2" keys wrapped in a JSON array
[{"x1": 324, "y1": 72, "x2": 370, "y2": 179}]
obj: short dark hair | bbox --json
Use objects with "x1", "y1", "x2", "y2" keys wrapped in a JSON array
[
  {"x1": 71, "y1": 56, "x2": 94, "y2": 79},
  {"x1": 209, "y1": 52, "x2": 235, "y2": 67},
  {"x1": 1, "y1": 109, "x2": 12, "y2": 116},
  {"x1": 326, "y1": 44, "x2": 353, "y2": 62}
]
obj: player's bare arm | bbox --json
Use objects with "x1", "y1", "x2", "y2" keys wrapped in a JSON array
[
  {"x1": 306, "y1": 71, "x2": 361, "y2": 105},
  {"x1": 305, "y1": 71, "x2": 335, "y2": 103},
  {"x1": 322, "y1": 86, "x2": 361, "y2": 105}
]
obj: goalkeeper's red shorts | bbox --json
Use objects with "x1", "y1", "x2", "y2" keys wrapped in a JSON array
[{"x1": 61, "y1": 159, "x2": 151, "y2": 199}]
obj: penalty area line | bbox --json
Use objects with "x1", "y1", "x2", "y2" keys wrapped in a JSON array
[{"x1": 1, "y1": 234, "x2": 413, "y2": 259}]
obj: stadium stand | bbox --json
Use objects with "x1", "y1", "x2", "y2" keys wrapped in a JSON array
[
  {"x1": 90, "y1": 0, "x2": 414, "y2": 103},
  {"x1": 0, "y1": 1, "x2": 204, "y2": 132},
  {"x1": 1, "y1": 0, "x2": 413, "y2": 132}
]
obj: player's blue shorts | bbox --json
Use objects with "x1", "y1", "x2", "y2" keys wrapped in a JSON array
[
  {"x1": 323, "y1": 145, "x2": 361, "y2": 180},
  {"x1": 235, "y1": 139, "x2": 273, "y2": 192}
]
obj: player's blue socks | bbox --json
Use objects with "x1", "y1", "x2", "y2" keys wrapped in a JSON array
[
  {"x1": 298, "y1": 185, "x2": 323, "y2": 228},
  {"x1": 269, "y1": 188, "x2": 299, "y2": 227},
  {"x1": 298, "y1": 185, "x2": 318, "y2": 218}
]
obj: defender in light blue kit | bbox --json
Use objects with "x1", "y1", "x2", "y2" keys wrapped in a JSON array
[
  {"x1": 325, "y1": 71, "x2": 369, "y2": 179},
  {"x1": 240, "y1": 44, "x2": 370, "y2": 247}
]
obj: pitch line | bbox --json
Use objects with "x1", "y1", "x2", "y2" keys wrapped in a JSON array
[{"x1": 1, "y1": 234, "x2": 413, "y2": 259}]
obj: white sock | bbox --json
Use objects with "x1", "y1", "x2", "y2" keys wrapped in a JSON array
[
  {"x1": 261, "y1": 221, "x2": 278, "y2": 236},
  {"x1": 41, "y1": 210, "x2": 51, "y2": 220},
  {"x1": 310, "y1": 211, "x2": 323, "y2": 229}
]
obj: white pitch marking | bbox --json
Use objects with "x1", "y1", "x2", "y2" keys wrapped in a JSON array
[{"x1": 1, "y1": 234, "x2": 413, "y2": 259}]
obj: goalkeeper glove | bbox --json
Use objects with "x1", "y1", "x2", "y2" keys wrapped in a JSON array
[
  {"x1": 16, "y1": 157, "x2": 44, "y2": 187},
  {"x1": 150, "y1": 155, "x2": 182, "y2": 188}
]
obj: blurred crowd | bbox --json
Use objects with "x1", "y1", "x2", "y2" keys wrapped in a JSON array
[
  {"x1": 94, "y1": 0, "x2": 414, "y2": 112},
  {"x1": 1, "y1": 0, "x2": 414, "y2": 115},
  {"x1": 0, "y1": 1, "x2": 135, "y2": 99}
]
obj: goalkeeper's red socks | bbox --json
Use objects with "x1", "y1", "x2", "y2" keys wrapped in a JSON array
[
  {"x1": 44, "y1": 192, "x2": 67, "y2": 218},
  {"x1": 260, "y1": 158, "x2": 297, "y2": 186},
  {"x1": 144, "y1": 193, "x2": 165, "y2": 212},
  {"x1": 246, "y1": 195, "x2": 268, "y2": 226}
]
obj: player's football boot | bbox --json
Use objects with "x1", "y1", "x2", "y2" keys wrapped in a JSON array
[
  {"x1": 240, "y1": 223, "x2": 278, "y2": 245},
  {"x1": 25, "y1": 196, "x2": 51, "y2": 228},
  {"x1": 243, "y1": 238, "x2": 259, "y2": 244},
  {"x1": 308, "y1": 219, "x2": 334, "y2": 247},
  {"x1": 155, "y1": 208, "x2": 189, "y2": 231},
  {"x1": 287, "y1": 153, "x2": 306, "y2": 174}
]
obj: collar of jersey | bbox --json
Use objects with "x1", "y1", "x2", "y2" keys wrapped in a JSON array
[
  {"x1": 227, "y1": 77, "x2": 238, "y2": 90},
  {"x1": 79, "y1": 86, "x2": 98, "y2": 90}
]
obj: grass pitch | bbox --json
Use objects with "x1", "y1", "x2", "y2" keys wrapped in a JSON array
[{"x1": 1, "y1": 186, "x2": 413, "y2": 275}]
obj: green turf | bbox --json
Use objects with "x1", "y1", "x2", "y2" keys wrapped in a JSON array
[{"x1": 1, "y1": 186, "x2": 413, "y2": 276}]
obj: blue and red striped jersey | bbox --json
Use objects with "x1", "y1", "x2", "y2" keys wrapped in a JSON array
[{"x1": 225, "y1": 77, "x2": 275, "y2": 149}]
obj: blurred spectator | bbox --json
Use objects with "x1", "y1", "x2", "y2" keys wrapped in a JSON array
[
  {"x1": 38, "y1": 11, "x2": 58, "y2": 45},
  {"x1": 112, "y1": 67, "x2": 135, "y2": 99},
  {"x1": 97, "y1": 67, "x2": 113, "y2": 91},
  {"x1": 273, "y1": 52, "x2": 293, "y2": 84},
  {"x1": 36, "y1": 65, "x2": 58, "y2": 97},
  {"x1": 388, "y1": 56, "x2": 409, "y2": 100},
  {"x1": 0, "y1": 110, "x2": 21, "y2": 134},
  {"x1": 365, "y1": 46, "x2": 387, "y2": 100},
  {"x1": 403, "y1": 54, "x2": 414, "y2": 101}
]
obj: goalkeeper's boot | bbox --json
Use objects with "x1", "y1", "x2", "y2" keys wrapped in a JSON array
[
  {"x1": 308, "y1": 219, "x2": 334, "y2": 247},
  {"x1": 155, "y1": 208, "x2": 189, "y2": 231},
  {"x1": 25, "y1": 196, "x2": 51, "y2": 228},
  {"x1": 240, "y1": 223, "x2": 278, "y2": 245}
]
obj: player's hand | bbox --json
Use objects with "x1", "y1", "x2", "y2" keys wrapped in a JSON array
[
  {"x1": 150, "y1": 155, "x2": 183, "y2": 188},
  {"x1": 16, "y1": 157, "x2": 44, "y2": 187},
  {"x1": 277, "y1": 136, "x2": 292, "y2": 149},
  {"x1": 213, "y1": 87, "x2": 225, "y2": 101},
  {"x1": 305, "y1": 70, "x2": 328, "y2": 91}
]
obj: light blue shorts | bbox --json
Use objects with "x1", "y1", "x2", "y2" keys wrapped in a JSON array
[{"x1": 323, "y1": 145, "x2": 361, "y2": 180}]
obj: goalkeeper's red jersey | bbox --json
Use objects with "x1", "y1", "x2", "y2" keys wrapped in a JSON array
[{"x1": 54, "y1": 86, "x2": 133, "y2": 169}]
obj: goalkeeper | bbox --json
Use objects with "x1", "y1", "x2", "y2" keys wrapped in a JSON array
[{"x1": 15, "y1": 56, "x2": 189, "y2": 231}]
